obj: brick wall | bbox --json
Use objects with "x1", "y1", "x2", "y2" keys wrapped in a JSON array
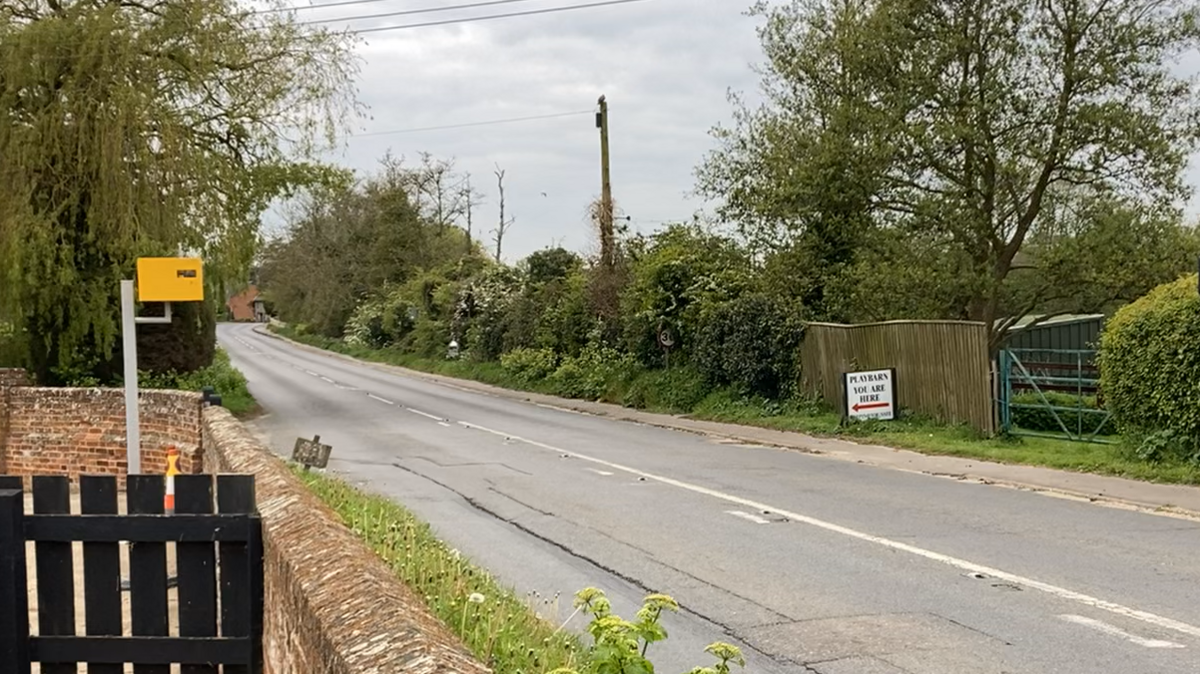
[
  {"x1": 203, "y1": 407, "x2": 490, "y2": 674},
  {"x1": 0, "y1": 368, "x2": 31, "y2": 387},
  {"x1": 1, "y1": 387, "x2": 203, "y2": 483}
]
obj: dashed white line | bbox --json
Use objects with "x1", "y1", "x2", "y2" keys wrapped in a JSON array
[
  {"x1": 319, "y1": 376, "x2": 335, "y2": 384},
  {"x1": 303, "y1": 369, "x2": 319, "y2": 377},
  {"x1": 455, "y1": 419, "x2": 1200, "y2": 641},
  {"x1": 438, "y1": 422, "x2": 452, "y2": 428},
  {"x1": 587, "y1": 468, "x2": 614, "y2": 477},
  {"x1": 1059, "y1": 615, "x2": 1186, "y2": 649},
  {"x1": 727, "y1": 510, "x2": 771, "y2": 525},
  {"x1": 367, "y1": 393, "x2": 394, "y2": 405},
  {"x1": 406, "y1": 408, "x2": 444, "y2": 422}
]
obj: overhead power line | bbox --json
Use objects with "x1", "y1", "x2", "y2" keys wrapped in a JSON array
[
  {"x1": 337, "y1": 0, "x2": 655, "y2": 34},
  {"x1": 349, "y1": 109, "x2": 592, "y2": 137},
  {"x1": 274, "y1": 0, "x2": 537, "y2": 18},
  {"x1": 297, "y1": 0, "x2": 542, "y2": 25}
]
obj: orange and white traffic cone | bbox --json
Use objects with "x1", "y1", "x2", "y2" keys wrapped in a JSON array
[{"x1": 164, "y1": 445, "x2": 179, "y2": 515}]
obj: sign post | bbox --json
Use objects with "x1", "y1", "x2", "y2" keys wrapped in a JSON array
[
  {"x1": 122, "y1": 257, "x2": 204, "y2": 475},
  {"x1": 842, "y1": 368, "x2": 897, "y2": 422}
]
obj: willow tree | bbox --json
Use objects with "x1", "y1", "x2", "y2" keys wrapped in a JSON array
[{"x1": 0, "y1": 0, "x2": 359, "y2": 382}]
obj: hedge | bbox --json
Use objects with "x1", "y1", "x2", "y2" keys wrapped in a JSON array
[
  {"x1": 1097, "y1": 274, "x2": 1200, "y2": 453},
  {"x1": 1010, "y1": 392, "x2": 1113, "y2": 436}
]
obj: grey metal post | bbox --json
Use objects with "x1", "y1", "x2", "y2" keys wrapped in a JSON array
[{"x1": 121, "y1": 279, "x2": 141, "y2": 474}]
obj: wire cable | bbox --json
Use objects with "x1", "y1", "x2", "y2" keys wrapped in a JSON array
[
  {"x1": 337, "y1": 0, "x2": 655, "y2": 33},
  {"x1": 296, "y1": 0, "x2": 545, "y2": 25},
  {"x1": 348, "y1": 109, "x2": 592, "y2": 137}
]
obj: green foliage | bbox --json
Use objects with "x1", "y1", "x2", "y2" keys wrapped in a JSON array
[
  {"x1": 620, "y1": 224, "x2": 754, "y2": 366},
  {"x1": 1098, "y1": 275, "x2": 1200, "y2": 456},
  {"x1": 699, "y1": 0, "x2": 1200, "y2": 344},
  {"x1": 694, "y1": 294, "x2": 805, "y2": 398},
  {"x1": 139, "y1": 349, "x2": 257, "y2": 416},
  {"x1": 1010, "y1": 392, "x2": 1113, "y2": 437},
  {"x1": 296, "y1": 470, "x2": 580, "y2": 674},
  {"x1": 0, "y1": 1, "x2": 359, "y2": 383},
  {"x1": 549, "y1": 344, "x2": 635, "y2": 401},
  {"x1": 135, "y1": 300, "x2": 218, "y2": 377},
  {"x1": 621, "y1": 366, "x2": 709, "y2": 413},
  {"x1": 500, "y1": 347, "x2": 560, "y2": 386},
  {"x1": 261, "y1": 157, "x2": 486, "y2": 338},
  {"x1": 552, "y1": 588, "x2": 743, "y2": 674}
]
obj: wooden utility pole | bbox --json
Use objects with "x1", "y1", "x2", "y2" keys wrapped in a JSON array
[{"x1": 597, "y1": 95, "x2": 614, "y2": 269}]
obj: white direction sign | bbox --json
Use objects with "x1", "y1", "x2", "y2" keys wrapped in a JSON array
[{"x1": 843, "y1": 368, "x2": 896, "y2": 421}]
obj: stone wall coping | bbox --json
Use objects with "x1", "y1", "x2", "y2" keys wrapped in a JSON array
[{"x1": 202, "y1": 407, "x2": 491, "y2": 674}]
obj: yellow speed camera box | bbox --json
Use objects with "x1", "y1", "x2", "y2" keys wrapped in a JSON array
[{"x1": 136, "y1": 257, "x2": 204, "y2": 302}]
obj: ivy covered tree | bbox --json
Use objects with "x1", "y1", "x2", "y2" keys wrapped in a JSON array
[
  {"x1": 699, "y1": 0, "x2": 1200, "y2": 347},
  {"x1": 0, "y1": 0, "x2": 359, "y2": 382}
]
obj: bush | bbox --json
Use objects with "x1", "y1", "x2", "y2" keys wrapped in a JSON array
[
  {"x1": 1098, "y1": 274, "x2": 1200, "y2": 457},
  {"x1": 1010, "y1": 392, "x2": 1114, "y2": 436},
  {"x1": 140, "y1": 348, "x2": 256, "y2": 416},
  {"x1": 694, "y1": 294, "x2": 806, "y2": 398},
  {"x1": 500, "y1": 347, "x2": 559, "y2": 385},
  {"x1": 621, "y1": 365, "x2": 710, "y2": 412},
  {"x1": 548, "y1": 344, "x2": 634, "y2": 400}
]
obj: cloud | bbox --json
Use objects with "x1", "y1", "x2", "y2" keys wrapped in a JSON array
[{"x1": 274, "y1": 0, "x2": 765, "y2": 260}]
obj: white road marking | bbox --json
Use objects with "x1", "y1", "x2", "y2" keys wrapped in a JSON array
[
  {"x1": 406, "y1": 407, "x2": 444, "y2": 422},
  {"x1": 303, "y1": 369, "x2": 319, "y2": 377},
  {"x1": 334, "y1": 384, "x2": 360, "y2": 391},
  {"x1": 587, "y1": 468, "x2": 614, "y2": 477},
  {"x1": 438, "y1": 422, "x2": 452, "y2": 428},
  {"x1": 727, "y1": 510, "x2": 771, "y2": 525},
  {"x1": 319, "y1": 376, "x2": 335, "y2": 384},
  {"x1": 455, "y1": 420, "x2": 1200, "y2": 641},
  {"x1": 367, "y1": 393, "x2": 394, "y2": 405},
  {"x1": 1059, "y1": 615, "x2": 1186, "y2": 649}
]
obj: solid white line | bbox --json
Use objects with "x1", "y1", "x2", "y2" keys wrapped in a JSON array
[
  {"x1": 367, "y1": 393, "x2": 394, "y2": 405},
  {"x1": 455, "y1": 420, "x2": 1200, "y2": 641},
  {"x1": 407, "y1": 408, "x2": 443, "y2": 422},
  {"x1": 727, "y1": 510, "x2": 771, "y2": 525},
  {"x1": 1059, "y1": 615, "x2": 1186, "y2": 649}
]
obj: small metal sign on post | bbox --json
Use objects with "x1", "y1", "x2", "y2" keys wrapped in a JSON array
[
  {"x1": 657, "y1": 324, "x2": 676, "y2": 368},
  {"x1": 292, "y1": 434, "x2": 332, "y2": 471},
  {"x1": 842, "y1": 368, "x2": 897, "y2": 422}
]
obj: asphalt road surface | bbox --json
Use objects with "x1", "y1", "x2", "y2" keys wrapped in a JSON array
[{"x1": 219, "y1": 323, "x2": 1200, "y2": 674}]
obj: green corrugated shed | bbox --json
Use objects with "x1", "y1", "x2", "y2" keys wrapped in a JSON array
[{"x1": 1002, "y1": 313, "x2": 1106, "y2": 352}]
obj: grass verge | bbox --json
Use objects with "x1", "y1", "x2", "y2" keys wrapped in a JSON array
[
  {"x1": 294, "y1": 467, "x2": 580, "y2": 672},
  {"x1": 273, "y1": 326, "x2": 1200, "y2": 486}
]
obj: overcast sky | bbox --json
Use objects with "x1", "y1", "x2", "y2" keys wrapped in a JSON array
[
  {"x1": 266, "y1": 0, "x2": 764, "y2": 261},
  {"x1": 267, "y1": 0, "x2": 1200, "y2": 263}
]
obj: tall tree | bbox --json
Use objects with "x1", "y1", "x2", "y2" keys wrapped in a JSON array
[
  {"x1": 0, "y1": 0, "x2": 358, "y2": 382},
  {"x1": 700, "y1": 0, "x2": 1200, "y2": 347}
]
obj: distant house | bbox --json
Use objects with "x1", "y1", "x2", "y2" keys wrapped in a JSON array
[{"x1": 227, "y1": 285, "x2": 267, "y2": 322}]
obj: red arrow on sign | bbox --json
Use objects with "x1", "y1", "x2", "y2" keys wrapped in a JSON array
[{"x1": 853, "y1": 402, "x2": 890, "y2": 412}]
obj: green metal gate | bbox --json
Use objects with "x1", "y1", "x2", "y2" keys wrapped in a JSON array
[{"x1": 997, "y1": 348, "x2": 1114, "y2": 443}]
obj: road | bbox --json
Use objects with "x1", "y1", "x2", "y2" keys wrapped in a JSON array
[{"x1": 219, "y1": 323, "x2": 1200, "y2": 674}]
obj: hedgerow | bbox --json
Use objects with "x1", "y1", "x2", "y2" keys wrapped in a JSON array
[{"x1": 1098, "y1": 274, "x2": 1200, "y2": 460}]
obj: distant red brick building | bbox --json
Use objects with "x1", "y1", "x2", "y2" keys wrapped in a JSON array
[{"x1": 226, "y1": 285, "x2": 266, "y2": 322}]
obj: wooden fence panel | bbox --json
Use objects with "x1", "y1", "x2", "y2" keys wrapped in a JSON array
[
  {"x1": 0, "y1": 473, "x2": 262, "y2": 671},
  {"x1": 81, "y1": 475, "x2": 123, "y2": 674},
  {"x1": 800, "y1": 320, "x2": 994, "y2": 434}
]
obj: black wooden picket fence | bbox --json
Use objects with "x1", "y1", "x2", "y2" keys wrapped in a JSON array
[{"x1": 0, "y1": 473, "x2": 264, "y2": 673}]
